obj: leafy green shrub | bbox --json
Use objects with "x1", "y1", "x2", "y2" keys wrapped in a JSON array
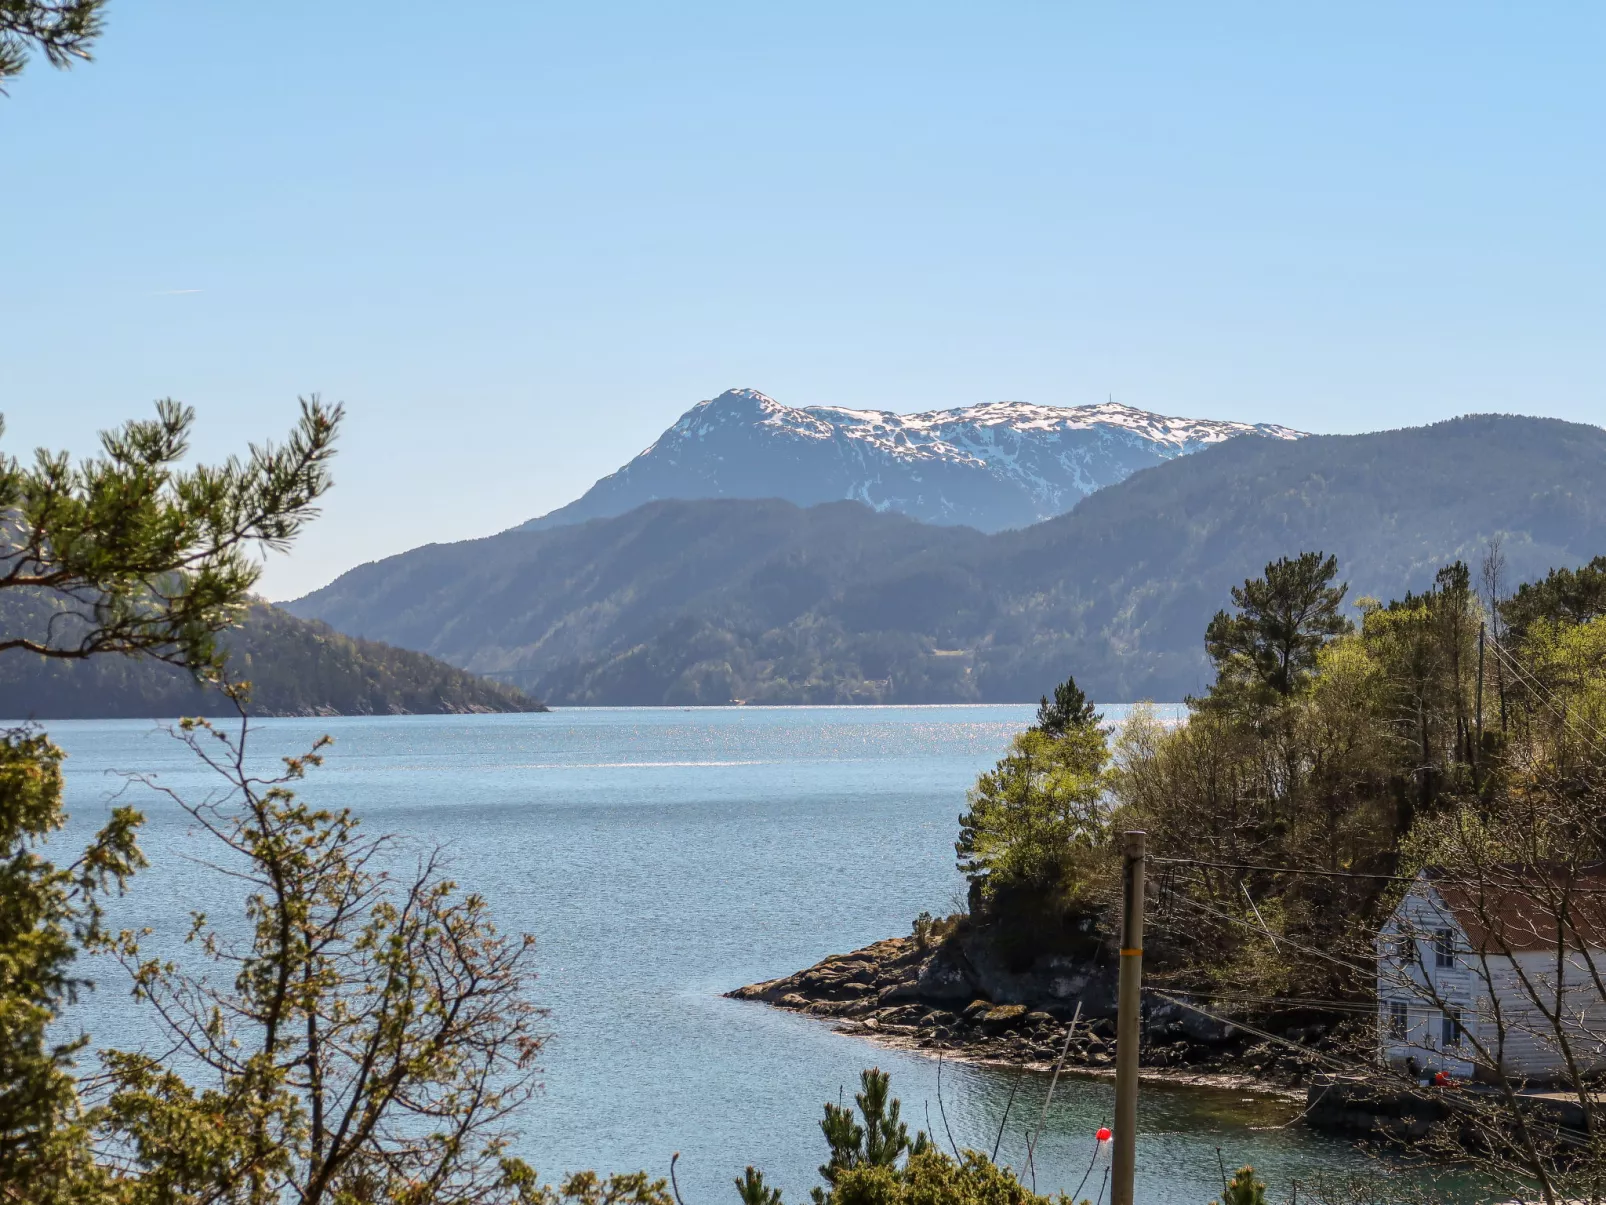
[
  {"x1": 956, "y1": 726, "x2": 1109, "y2": 906},
  {"x1": 832, "y1": 1150, "x2": 1073, "y2": 1205},
  {"x1": 503, "y1": 1167, "x2": 673, "y2": 1205}
]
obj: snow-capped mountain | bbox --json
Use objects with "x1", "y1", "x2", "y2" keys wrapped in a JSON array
[{"x1": 521, "y1": 388, "x2": 1305, "y2": 533}]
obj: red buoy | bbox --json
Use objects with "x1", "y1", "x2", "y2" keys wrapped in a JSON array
[{"x1": 1096, "y1": 1127, "x2": 1112, "y2": 1143}]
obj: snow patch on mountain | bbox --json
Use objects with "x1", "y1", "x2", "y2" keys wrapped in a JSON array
[{"x1": 523, "y1": 388, "x2": 1305, "y2": 534}]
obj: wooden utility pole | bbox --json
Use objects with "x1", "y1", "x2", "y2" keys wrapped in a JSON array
[{"x1": 1112, "y1": 830, "x2": 1146, "y2": 1205}]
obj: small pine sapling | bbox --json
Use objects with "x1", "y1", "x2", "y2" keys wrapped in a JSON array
[
  {"x1": 812, "y1": 1069, "x2": 930, "y2": 1203},
  {"x1": 1211, "y1": 1165, "x2": 1268, "y2": 1205},
  {"x1": 736, "y1": 1167, "x2": 783, "y2": 1205}
]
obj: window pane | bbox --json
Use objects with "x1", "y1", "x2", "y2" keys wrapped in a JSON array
[
  {"x1": 1442, "y1": 1009, "x2": 1463, "y2": 1048},
  {"x1": 1434, "y1": 928, "x2": 1455, "y2": 968}
]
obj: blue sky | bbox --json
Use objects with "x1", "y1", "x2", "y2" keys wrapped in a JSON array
[{"x1": 5, "y1": 2, "x2": 1603, "y2": 598}]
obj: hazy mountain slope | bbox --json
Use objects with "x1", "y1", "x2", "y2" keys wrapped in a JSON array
[
  {"x1": 522, "y1": 388, "x2": 1302, "y2": 533},
  {"x1": 289, "y1": 414, "x2": 1606, "y2": 704},
  {"x1": 966, "y1": 413, "x2": 1606, "y2": 699},
  {"x1": 0, "y1": 601, "x2": 544, "y2": 719},
  {"x1": 290, "y1": 500, "x2": 991, "y2": 692}
]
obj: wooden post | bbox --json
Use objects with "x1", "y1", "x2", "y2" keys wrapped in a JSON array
[{"x1": 1112, "y1": 830, "x2": 1146, "y2": 1205}]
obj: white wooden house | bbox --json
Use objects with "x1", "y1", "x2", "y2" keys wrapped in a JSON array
[{"x1": 1377, "y1": 867, "x2": 1606, "y2": 1084}]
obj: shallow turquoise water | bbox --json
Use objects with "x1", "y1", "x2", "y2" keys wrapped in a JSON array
[{"x1": 45, "y1": 706, "x2": 1454, "y2": 1203}]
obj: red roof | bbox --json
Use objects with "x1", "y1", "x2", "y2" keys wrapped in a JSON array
[{"x1": 1422, "y1": 865, "x2": 1606, "y2": 954}]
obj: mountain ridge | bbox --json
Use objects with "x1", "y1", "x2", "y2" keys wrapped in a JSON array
[
  {"x1": 520, "y1": 388, "x2": 1303, "y2": 534},
  {"x1": 288, "y1": 413, "x2": 1606, "y2": 705}
]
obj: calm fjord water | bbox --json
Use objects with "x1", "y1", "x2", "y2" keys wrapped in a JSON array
[{"x1": 51, "y1": 707, "x2": 1411, "y2": 1203}]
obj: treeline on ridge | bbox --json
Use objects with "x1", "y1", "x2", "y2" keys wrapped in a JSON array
[{"x1": 0, "y1": 597, "x2": 543, "y2": 718}]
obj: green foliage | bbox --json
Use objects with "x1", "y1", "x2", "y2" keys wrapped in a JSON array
[
  {"x1": 1210, "y1": 1166, "x2": 1267, "y2": 1205},
  {"x1": 1112, "y1": 555, "x2": 1492, "y2": 995},
  {"x1": 1203, "y1": 552, "x2": 1351, "y2": 708},
  {"x1": 1112, "y1": 549, "x2": 1606, "y2": 1200},
  {"x1": 1358, "y1": 561, "x2": 1483, "y2": 821},
  {"x1": 1520, "y1": 613, "x2": 1606, "y2": 766},
  {"x1": 1033, "y1": 676, "x2": 1099, "y2": 738},
  {"x1": 97, "y1": 718, "x2": 547, "y2": 1204},
  {"x1": 0, "y1": 398, "x2": 340, "y2": 674},
  {"x1": 0, "y1": 727, "x2": 143, "y2": 1194},
  {"x1": 956, "y1": 726, "x2": 1109, "y2": 907},
  {"x1": 4, "y1": 42, "x2": 593, "y2": 1199},
  {"x1": 737, "y1": 1167, "x2": 785, "y2": 1205},
  {"x1": 0, "y1": 0, "x2": 104, "y2": 86},
  {"x1": 0, "y1": 399, "x2": 351, "y2": 1199},
  {"x1": 501, "y1": 1165, "x2": 674, "y2": 1205},
  {"x1": 828, "y1": 1150, "x2": 1073, "y2": 1205},
  {"x1": 1500, "y1": 553, "x2": 1606, "y2": 639},
  {"x1": 813, "y1": 1068, "x2": 929, "y2": 1201}
]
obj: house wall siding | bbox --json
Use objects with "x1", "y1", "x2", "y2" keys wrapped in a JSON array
[
  {"x1": 1377, "y1": 876, "x2": 1606, "y2": 1083},
  {"x1": 1481, "y1": 951, "x2": 1606, "y2": 1079},
  {"x1": 1377, "y1": 887, "x2": 1480, "y2": 1078}
]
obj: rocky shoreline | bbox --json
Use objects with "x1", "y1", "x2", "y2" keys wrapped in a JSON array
[{"x1": 728, "y1": 934, "x2": 1350, "y2": 1103}]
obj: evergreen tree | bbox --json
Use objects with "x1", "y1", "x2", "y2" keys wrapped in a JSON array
[
  {"x1": 0, "y1": 400, "x2": 340, "y2": 1199},
  {"x1": 1210, "y1": 1166, "x2": 1267, "y2": 1205},
  {"x1": 736, "y1": 1168, "x2": 784, "y2": 1205},
  {"x1": 1203, "y1": 551, "x2": 1351, "y2": 706},
  {"x1": 0, "y1": 0, "x2": 104, "y2": 87},
  {"x1": 800, "y1": 1070, "x2": 1073, "y2": 1205},
  {"x1": 1500, "y1": 554, "x2": 1606, "y2": 640},
  {"x1": 1033, "y1": 674, "x2": 1100, "y2": 737},
  {"x1": 814, "y1": 1068, "x2": 926, "y2": 1199}
]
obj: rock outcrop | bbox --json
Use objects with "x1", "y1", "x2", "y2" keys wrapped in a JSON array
[{"x1": 729, "y1": 934, "x2": 1348, "y2": 1097}]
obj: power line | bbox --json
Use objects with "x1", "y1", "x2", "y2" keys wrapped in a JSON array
[
  {"x1": 1145, "y1": 990, "x2": 1374, "y2": 1078},
  {"x1": 1161, "y1": 889, "x2": 1379, "y2": 981},
  {"x1": 1156, "y1": 991, "x2": 1382, "y2": 1015},
  {"x1": 1148, "y1": 856, "x2": 1410, "y2": 882},
  {"x1": 1152, "y1": 855, "x2": 1606, "y2": 895},
  {"x1": 1485, "y1": 638, "x2": 1606, "y2": 760}
]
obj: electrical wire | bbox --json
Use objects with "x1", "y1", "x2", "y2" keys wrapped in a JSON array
[
  {"x1": 1162, "y1": 885, "x2": 1380, "y2": 981},
  {"x1": 1155, "y1": 991, "x2": 1383, "y2": 1015},
  {"x1": 1485, "y1": 638, "x2": 1606, "y2": 760},
  {"x1": 1151, "y1": 854, "x2": 1606, "y2": 897},
  {"x1": 1148, "y1": 856, "x2": 1412, "y2": 882},
  {"x1": 1145, "y1": 990, "x2": 1372, "y2": 1077}
]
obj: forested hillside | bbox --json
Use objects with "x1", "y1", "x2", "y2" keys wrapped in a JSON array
[
  {"x1": 288, "y1": 415, "x2": 1606, "y2": 704},
  {"x1": 0, "y1": 602, "x2": 544, "y2": 719}
]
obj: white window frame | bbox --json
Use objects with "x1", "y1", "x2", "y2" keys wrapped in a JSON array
[{"x1": 1387, "y1": 999, "x2": 1409, "y2": 1040}]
